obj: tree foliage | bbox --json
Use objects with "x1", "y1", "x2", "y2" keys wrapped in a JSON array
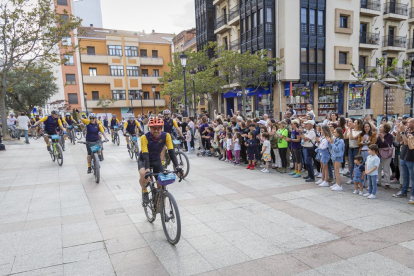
[
  {"x1": 6, "y1": 63, "x2": 58, "y2": 114},
  {"x1": 0, "y1": 0, "x2": 82, "y2": 138},
  {"x1": 96, "y1": 95, "x2": 117, "y2": 116}
]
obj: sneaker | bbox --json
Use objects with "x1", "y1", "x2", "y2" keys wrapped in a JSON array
[
  {"x1": 339, "y1": 168, "x2": 344, "y2": 174},
  {"x1": 87, "y1": 167, "x2": 92, "y2": 174},
  {"x1": 250, "y1": 165, "x2": 255, "y2": 170},
  {"x1": 332, "y1": 185, "x2": 343, "y2": 191},
  {"x1": 353, "y1": 190, "x2": 359, "y2": 194},
  {"x1": 305, "y1": 178, "x2": 315, "y2": 182},
  {"x1": 26, "y1": 141, "x2": 30, "y2": 144},
  {"x1": 359, "y1": 191, "x2": 363, "y2": 196},
  {"x1": 408, "y1": 196, "x2": 414, "y2": 204},
  {"x1": 234, "y1": 163, "x2": 240, "y2": 166},
  {"x1": 262, "y1": 169, "x2": 270, "y2": 173},
  {"x1": 246, "y1": 164, "x2": 251, "y2": 169},
  {"x1": 319, "y1": 181, "x2": 329, "y2": 187},
  {"x1": 344, "y1": 171, "x2": 350, "y2": 177},
  {"x1": 289, "y1": 171, "x2": 296, "y2": 175},
  {"x1": 47, "y1": 145, "x2": 51, "y2": 152},
  {"x1": 367, "y1": 194, "x2": 376, "y2": 199},
  {"x1": 316, "y1": 179, "x2": 323, "y2": 184},
  {"x1": 142, "y1": 192, "x2": 150, "y2": 205},
  {"x1": 330, "y1": 184, "x2": 338, "y2": 189},
  {"x1": 393, "y1": 191, "x2": 407, "y2": 198},
  {"x1": 303, "y1": 175, "x2": 310, "y2": 179},
  {"x1": 279, "y1": 168, "x2": 286, "y2": 173},
  {"x1": 316, "y1": 173, "x2": 322, "y2": 178},
  {"x1": 363, "y1": 193, "x2": 371, "y2": 197},
  {"x1": 293, "y1": 173, "x2": 301, "y2": 178}
]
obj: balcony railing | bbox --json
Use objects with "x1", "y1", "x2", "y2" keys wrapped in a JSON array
[
  {"x1": 410, "y1": 7, "x2": 414, "y2": 18},
  {"x1": 361, "y1": 0, "x2": 381, "y2": 11},
  {"x1": 358, "y1": 66, "x2": 378, "y2": 78},
  {"x1": 382, "y1": 35, "x2": 407, "y2": 48},
  {"x1": 360, "y1": 32, "x2": 380, "y2": 45},
  {"x1": 383, "y1": 2, "x2": 409, "y2": 16},
  {"x1": 230, "y1": 39, "x2": 240, "y2": 51},
  {"x1": 387, "y1": 67, "x2": 406, "y2": 76},
  {"x1": 229, "y1": 5, "x2": 239, "y2": 21},
  {"x1": 214, "y1": 14, "x2": 228, "y2": 30}
]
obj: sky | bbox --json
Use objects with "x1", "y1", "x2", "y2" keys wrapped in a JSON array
[{"x1": 100, "y1": 0, "x2": 196, "y2": 34}]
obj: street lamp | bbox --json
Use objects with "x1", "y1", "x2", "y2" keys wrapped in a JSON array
[
  {"x1": 180, "y1": 51, "x2": 188, "y2": 117},
  {"x1": 138, "y1": 89, "x2": 143, "y2": 115},
  {"x1": 152, "y1": 85, "x2": 156, "y2": 114},
  {"x1": 410, "y1": 54, "x2": 414, "y2": 117},
  {"x1": 384, "y1": 85, "x2": 390, "y2": 118},
  {"x1": 167, "y1": 79, "x2": 172, "y2": 111},
  {"x1": 84, "y1": 93, "x2": 88, "y2": 116},
  {"x1": 190, "y1": 69, "x2": 196, "y2": 118},
  {"x1": 267, "y1": 61, "x2": 274, "y2": 117},
  {"x1": 129, "y1": 93, "x2": 134, "y2": 116}
]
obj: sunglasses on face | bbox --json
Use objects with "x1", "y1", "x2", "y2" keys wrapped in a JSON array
[{"x1": 152, "y1": 127, "x2": 162, "y2": 131}]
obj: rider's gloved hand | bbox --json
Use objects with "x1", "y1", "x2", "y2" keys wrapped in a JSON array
[{"x1": 144, "y1": 171, "x2": 151, "y2": 180}]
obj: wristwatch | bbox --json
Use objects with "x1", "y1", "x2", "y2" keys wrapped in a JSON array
[{"x1": 401, "y1": 132, "x2": 405, "y2": 135}]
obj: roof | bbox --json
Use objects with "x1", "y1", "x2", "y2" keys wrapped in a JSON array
[
  {"x1": 77, "y1": 27, "x2": 174, "y2": 44},
  {"x1": 183, "y1": 37, "x2": 196, "y2": 48}
]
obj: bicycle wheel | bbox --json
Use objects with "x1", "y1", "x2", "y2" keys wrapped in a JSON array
[
  {"x1": 116, "y1": 134, "x2": 120, "y2": 146},
  {"x1": 56, "y1": 144, "x2": 63, "y2": 166},
  {"x1": 50, "y1": 147, "x2": 56, "y2": 162},
  {"x1": 75, "y1": 130, "x2": 82, "y2": 140},
  {"x1": 134, "y1": 143, "x2": 139, "y2": 161},
  {"x1": 93, "y1": 153, "x2": 100, "y2": 183},
  {"x1": 128, "y1": 146, "x2": 133, "y2": 159},
  {"x1": 60, "y1": 136, "x2": 65, "y2": 151},
  {"x1": 176, "y1": 152, "x2": 190, "y2": 178},
  {"x1": 161, "y1": 192, "x2": 181, "y2": 245},
  {"x1": 144, "y1": 188, "x2": 156, "y2": 223}
]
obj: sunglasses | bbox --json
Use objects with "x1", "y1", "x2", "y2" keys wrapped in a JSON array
[{"x1": 152, "y1": 127, "x2": 162, "y2": 131}]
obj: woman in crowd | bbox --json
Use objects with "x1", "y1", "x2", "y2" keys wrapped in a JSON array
[
  {"x1": 347, "y1": 119, "x2": 363, "y2": 184},
  {"x1": 316, "y1": 125, "x2": 332, "y2": 187},
  {"x1": 376, "y1": 123, "x2": 394, "y2": 189},
  {"x1": 330, "y1": 127, "x2": 345, "y2": 191},
  {"x1": 358, "y1": 122, "x2": 377, "y2": 162}
]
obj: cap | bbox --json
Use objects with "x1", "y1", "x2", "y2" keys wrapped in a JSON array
[
  {"x1": 304, "y1": 120, "x2": 315, "y2": 126},
  {"x1": 258, "y1": 120, "x2": 266, "y2": 125}
]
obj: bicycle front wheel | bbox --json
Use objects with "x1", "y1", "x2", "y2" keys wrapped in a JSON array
[
  {"x1": 176, "y1": 152, "x2": 190, "y2": 178},
  {"x1": 128, "y1": 146, "x2": 133, "y2": 159},
  {"x1": 144, "y1": 188, "x2": 156, "y2": 223},
  {"x1": 56, "y1": 144, "x2": 63, "y2": 166},
  {"x1": 161, "y1": 192, "x2": 181, "y2": 245},
  {"x1": 75, "y1": 130, "x2": 82, "y2": 140},
  {"x1": 116, "y1": 134, "x2": 120, "y2": 146},
  {"x1": 93, "y1": 153, "x2": 100, "y2": 183}
]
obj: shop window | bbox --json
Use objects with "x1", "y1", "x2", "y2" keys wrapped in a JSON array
[
  {"x1": 286, "y1": 84, "x2": 312, "y2": 117},
  {"x1": 318, "y1": 85, "x2": 339, "y2": 116},
  {"x1": 349, "y1": 85, "x2": 370, "y2": 110},
  {"x1": 68, "y1": 93, "x2": 78, "y2": 104},
  {"x1": 92, "y1": 91, "x2": 99, "y2": 100}
]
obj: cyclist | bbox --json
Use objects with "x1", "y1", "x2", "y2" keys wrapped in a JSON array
[
  {"x1": 76, "y1": 111, "x2": 109, "y2": 171},
  {"x1": 103, "y1": 116, "x2": 109, "y2": 133},
  {"x1": 32, "y1": 110, "x2": 66, "y2": 151},
  {"x1": 123, "y1": 115, "x2": 141, "y2": 149},
  {"x1": 62, "y1": 113, "x2": 77, "y2": 139},
  {"x1": 110, "y1": 114, "x2": 120, "y2": 141},
  {"x1": 139, "y1": 117, "x2": 184, "y2": 204},
  {"x1": 161, "y1": 110, "x2": 183, "y2": 164}
]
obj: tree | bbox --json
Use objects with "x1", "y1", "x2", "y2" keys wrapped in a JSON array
[
  {"x1": 0, "y1": 0, "x2": 82, "y2": 139},
  {"x1": 351, "y1": 57, "x2": 411, "y2": 117},
  {"x1": 50, "y1": 99, "x2": 71, "y2": 113},
  {"x1": 5, "y1": 63, "x2": 58, "y2": 114},
  {"x1": 96, "y1": 95, "x2": 117, "y2": 117}
]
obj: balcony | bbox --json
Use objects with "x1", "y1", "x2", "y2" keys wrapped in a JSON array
[
  {"x1": 230, "y1": 39, "x2": 240, "y2": 51},
  {"x1": 86, "y1": 99, "x2": 166, "y2": 109},
  {"x1": 358, "y1": 66, "x2": 378, "y2": 78},
  {"x1": 409, "y1": 8, "x2": 414, "y2": 24},
  {"x1": 359, "y1": 32, "x2": 380, "y2": 49},
  {"x1": 387, "y1": 67, "x2": 406, "y2": 78},
  {"x1": 214, "y1": 14, "x2": 231, "y2": 35},
  {"x1": 360, "y1": 0, "x2": 381, "y2": 17},
  {"x1": 141, "y1": 75, "x2": 161, "y2": 84},
  {"x1": 213, "y1": 0, "x2": 226, "y2": 6},
  {"x1": 407, "y1": 39, "x2": 414, "y2": 53},
  {"x1": 228, "y1": 5, "x2": 240, "y2": 26},
  {"x1": 80, "y1": 54, "x2": 108, "y2": 64},
  {"x1": 140, "y1": 56, "x2": 163, "y2": 66},
  {"x1": 383, "y1": 2, "x2": 409, "y2": 21},
  {"x1": 82, "y1": 75, "x2": 111, "y2": 84},
  {"x1": 382, "y1": 35, "x2": 407, "y2": 52}
]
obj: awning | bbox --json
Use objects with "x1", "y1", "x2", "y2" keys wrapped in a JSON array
[{"x1": 222, "y1": 87, "x2": 270, "y2": 98}]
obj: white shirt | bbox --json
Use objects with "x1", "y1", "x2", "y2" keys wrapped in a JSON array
[
  {"x1": 303, "y1": 129, "x2": 316, "y2": 148},
  {"x1": 7, "y1": 117, "x2": 16, "y2": 126},
  {"x1": 17, "y1": 116, "x2": 30, "y2": 130},
  {"x1": 226, "y1": 138, "x2": 232, "y2": 151},
  {"x1": 234, "y1": 138, "x2": 241, "y2": 150},
  {"x1": 263, "y1": 140, "x2": 271, "y2": 154}
]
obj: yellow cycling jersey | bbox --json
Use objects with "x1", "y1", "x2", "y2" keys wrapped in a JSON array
[
  {"x1": 62, "y1": 117, "x2": 76, "y2": 124},
  {"x1": 140, "y1": 132, "x2": 174, "y2": 161},
  {"x1": 80, "y1": 118, "x2": 105, "y2": 133},
  {"x1": 38, "y1": 116, "x2": 63, "y2": 126}
]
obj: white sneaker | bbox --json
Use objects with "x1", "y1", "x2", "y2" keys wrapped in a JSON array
[
  {"x1": 341, "y1": 169, "x2": 348, "y2": 175},
  {"x1": 330, "y1": 183, "x2": 338, "y2": 189},
  {"x1": 339, "y1": 168, "x2": 344, "y2": 174},
  {"x1": 346, "y1": 180, "x2": 353, "y2": 185},
  {"x1": 260, "y1": 164, "x2": 265, "y2": 168},
  {"x1": 367, "y1": 194, "x2": 376, "y2": 199},
  {"x1": 262, "y1": 169, "x2": 270, "y2": 173},
  {"x1": 359, "y1": 191, "x2": 364, "y2": 196},
  {"x1": 332, "y1": 185, "x2": 343, "y2": 191},
  {"x1": 353, "y1": 190, "x2": 359, "y2": 194},
  {"x1": 316, "y1": 179, "x2": 323, "y2": 184},
  {"x1": 363, "y1": 193, "x2": 371, "y2": 197},
  {"x1": 319, "y1": 181, "x2": 329, "y2": 187},
  {"x1": 316, "y1": 173, "x2": 322, "y2": 178}
]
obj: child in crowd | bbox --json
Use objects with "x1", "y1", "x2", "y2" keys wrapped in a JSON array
[
  {"x1": 185, "y1": 126, "x2": 192, "y2": 153},
  {"x1": 233, "y1": 132, "x2": 241, "y2": 166},
  {"x1": 330, "y1": 127, "x2": 345, "y2": 191},
  {"x1": 353, "y1": 155, "x2": 365, "y2": 195},
  {"x1": 288, "y1": 120, "x2": 302, "y2": 177},
  {"x1": 306, "y1": 104, "x2": 315, "y2": 120},
  {"x1": 364, "y1": 144, "x2": 380, "y2": 199},
  {"x1": 226, "y1": 132, "x2": 233, "y2": 163},
  {"x1": 245, "y1": 131, "x2": 257, "y2": 170},
  {"x1": 261, "y1": 133, "x2": 271, "y2": 173}
]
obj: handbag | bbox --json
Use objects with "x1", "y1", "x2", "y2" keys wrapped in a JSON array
[{"x1": 379, "y1": 144, "x2": 393, "y2": 159}]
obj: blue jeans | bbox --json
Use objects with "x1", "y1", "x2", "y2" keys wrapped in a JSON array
[
  {"x1": 401, "y1": 160, "x2": 414, "y2": 196},
  {"x1": 361, "y1": 150, "x2": 369, "y2": 162},
  {"x1": 18, "y1": 129, "x2": 28, "y2": 143},
  {"x1": 367, "y1": 175, "x2": 378, "y2": 195},
  {"x1": 303, "y1": 147, "x2": 315, "y2": 179},
  {"x1": 348, "y1": 148, "x2": 359, "y2": 178},
  {"x1": 186, "y1": 141, "x2": 191, "y2": 152}
]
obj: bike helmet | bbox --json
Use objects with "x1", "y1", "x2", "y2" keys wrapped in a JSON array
[
  {"x1": 65, "y1": 113, "x2": 71, "y2": 116},
  {"x1": 128, "y1": 114, "x2": 134, "y2": 120},
  {"x1": 51, "y1": 110, "x2": 59, "y2": 115},
  {"x1": 112, "y1": 114, "x2": 116, "y2": 117},
  {"x1": 148, "y1": 117, "x2": 164, "y2": 127},
  {"x1": 88, "y1": 113, "x2": 96, "y2": 119},
  {"x1": 163, "y1": 109, "x2": 171, "y2": 115}
]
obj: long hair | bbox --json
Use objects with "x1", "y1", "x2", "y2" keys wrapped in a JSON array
[
  {"x1": 321, "y1": 125, "x2": 332, "y2": 138},
  {"x1": 360, "y1": 122, "x2": 373, "y2": 137}
]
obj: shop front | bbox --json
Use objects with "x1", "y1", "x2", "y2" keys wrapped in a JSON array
[
  {"x1": 317, "y1": 83, "x2": 344, "y2": 117},
  {"x1": 284, "y1": 82, "x2": 313, "y2": 117},
  {"x1": 222, "y1": 87, "x2": 270, "y2": 118},
  {"x1": 348, "y1": 84, "x2": 371, "y2": 118}
]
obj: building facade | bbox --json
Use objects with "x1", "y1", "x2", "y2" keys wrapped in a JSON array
[
  {"x1": 172, "y1": 28, "x2": 197, "y2": 53},
  {"x1": 205, "y1": 0, "x2": 413, "y2": 120},
  {"x1": 196, "y1": 0, "x2": 216, "y2": 58}
]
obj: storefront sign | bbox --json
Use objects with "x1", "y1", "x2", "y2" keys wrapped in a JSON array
[{"x1": 349, "y1": 84, "x2": 370, "y2": 110}]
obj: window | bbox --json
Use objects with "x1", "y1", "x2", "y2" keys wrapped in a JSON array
[
  {"x1": 241, "y1": 19, "x2": 244, "y2": 33},
  {"x1": 339, "y1": 52, "x2": 347, "y2": 64},
  {"x1": 340, "y1": 16, "x2": 348, "y2": 28},
  {"x1": 68, "y1": 93, "x2": 78, "y2": 104},
  {"x1": 63, "y1": 55, "x2": 74, "y2": 65},
  {"x1": 318, "y1": 49, "x2": 324, "y2": 63},
  {"x1": 152, "y1": 50, "x2": 158, "y2": 58},
  {"x1": 155, "y1": 92, "x2": 160, "y2": 99},
  {"x1": 309, "y1": 49, "x2": 316, "y2": 63},
  {"x1": 112, "y1": 90, "x2": 126, "y2": 100},
  {"x1": 60, "y1": 14, "x2": 69, "y2": 24},
  {"x1": 246, "y1": 16, "x2": 251, "y2": 31},
  {"x1": 87, "y1": 46, "x2": 95, "y2": 55},
  {"x1": 57, "y1": 0, "x2": 68, "y2": 5},
  {"x1": 301, "y1": 8, "x2": 307, "y2": 24},
  {"x1": 92, "y1": 91, "x2": 99, "y2": 100},
  {"x1": 144, "y1": 92, "x2": 150, "y2": 99},
  {"x1": 153, "y1": 69, "x2": 159, "y2": 77},
  {"x1": 140, "y1": 49, "x2": 147, "y2": 57},
  {"x1": 125, "y1": 46, "x2": 138, "y2": 57},
  {"x1": 266, "y1": 8, "x2": 272, "y2": 23},
  {"x1": 141, "y1": 69, "x2": 148, "y2": 77},
  {"x1": 89, "y1": 68, "x2": 97, "y2": 76},
  {"x1": 62, "y1": 36, "x2": 71, "y2": 46},
  {"x1": 259, "y1": 9, "x2": 263, "y2": 25},
  {"x1": 110, "y1": 66, "x2": 124, "y2": 76},
  {"x1": 66, "y1": 74, "x2": 76, "y2": 85},
  {"x1": 310, "y1": 9, "x2": 316, "y2": 25},
  {"x1": 253, "y1": 12, "x2": 257, "y2": 28},
  {"x1": 318, "y1": 11, "x2": 324, "y2": 26},
  {"x1": 126, "y1": 66, "x2": 139, "y2": 76},
  {"x1": 129, "y1": 90, "x2": 140, "y2": 99},
  {"x1": 301, "y1": 48, "x2": 307, "y2": 63},
  {"x1": 108, "y1": 45, "x2": 122, "y2": 56}
]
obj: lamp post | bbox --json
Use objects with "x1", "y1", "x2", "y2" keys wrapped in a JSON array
[
  {"x1": 180, "y1": 52, "x2": 188, "y2": 117},
  {"x1": 129, "y1": 93, "x2": 134, "y2": 116},
  {"x1": 190, "y1": 69, "x2": 196, "y2": 118},
  {"x1": 167, "y1": 79, "x2": 172, "y2": 112},
  {"x1": 84, "y1": 93, "x2": 88, "y2": 116},
  {"x1": 267, "y1": 61, "x2": 274, "y2": 117},
  {"x1": 152, "y1": 85, "x2": 156, "y2": 114},
  {"x1": 138, "y1": 89, "x2": 143, "y2": 115},
  {"x1": 384, "y1": 85, "x2": 390, "y2": 118},
  {"x1": 410, "y1": 54, "x2": 414, "y2": 117}
]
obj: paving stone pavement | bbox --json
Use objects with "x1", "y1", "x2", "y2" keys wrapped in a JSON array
[{"x1": 0, "y1": 138, "x2": 414, "y2": 276}]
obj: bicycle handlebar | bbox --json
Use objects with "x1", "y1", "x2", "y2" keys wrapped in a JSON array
[{"x1": 149, "y1": 169, "x2": 183, "y2": 183}]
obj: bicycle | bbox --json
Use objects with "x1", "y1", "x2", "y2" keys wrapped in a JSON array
[
  {"x1": 77, "y1": 140, "x2": 107, "y2": 183},
  {"x1": 112, "y1": 126, "x2": 120, "y2": 146},
  {"x1": 67, "y1": 125, "x2": 76, "y2": 145},
  {"x1": 74, "y1": 125, "x2": 83, "y2": 140},
  {"x1": 59, "y1": 132, "x2": 66, "y2": 151},
  {"x1": 32, "y1": 127, "x2": 44, "y2": 140},
  {"x1": 126, "y1": 134, "x2": 139, "y2": 160},
  {"x1": 8, "y1": 127, "x2": 18, "y2": 139},
  {"x1": 164, "y1": 138, "x2": 190, "y2": 179},
  {"x1": 45, "y1": 134, "x2": 64, "y2": 166},
  {"x1": 143, "y1": 169, "x2": 182, "y2": 245}
]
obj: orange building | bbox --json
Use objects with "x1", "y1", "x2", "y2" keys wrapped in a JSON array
[{"x1": 77, "y1": 27, "x2": 174, "y2": 118}]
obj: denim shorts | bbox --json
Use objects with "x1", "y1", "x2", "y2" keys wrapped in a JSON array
[{"x1": 332, "y1": 156, "x2": 343, "y2": 163}]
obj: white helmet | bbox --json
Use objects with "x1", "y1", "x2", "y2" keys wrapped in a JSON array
[
  {"x1": 66, "y1": 112, "x2": 71, "y2": 116},
  {"x1": 128, "y1": 114, "x2": 134, "y2": 120},
  {"x1": 51, "y1": 110, "x2": 59, "y2": 115},
  {"x1": 163, "y1": 109, "x2": 171, "y2": 115},
  {"x1": 9, "y1": 113, "x2": 14, "y2": 116},
  {"x1": 88, "y1": 113, "x2": 96, "y2": 119}
]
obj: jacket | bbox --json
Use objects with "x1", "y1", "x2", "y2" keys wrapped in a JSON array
[
  {"x1": 330, "y1": 137, "x2": 345, "y2": 161},
  {"x1": 358, "y1": 132, "x2": 377, "y2": 154}
]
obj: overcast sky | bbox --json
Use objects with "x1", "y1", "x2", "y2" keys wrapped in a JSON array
[{"x1": 100, "y1": 0, "x2": 196, "y2": 34}]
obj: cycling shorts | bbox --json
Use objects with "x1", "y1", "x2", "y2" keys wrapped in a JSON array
[{"x1": 138, "y1": 156, "x2": 163, "y2": 174}]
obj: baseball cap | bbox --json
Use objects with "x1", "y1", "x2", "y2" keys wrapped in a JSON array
[
  {"x1": 258, "y1": 120, "x2": 266, "y2": 125},
  {"x1": 304, "y1": 120, "x2": 315, "y2": 126}
]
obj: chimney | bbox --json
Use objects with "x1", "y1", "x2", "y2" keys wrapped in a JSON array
[
  {"x1": 90, "y1": 24, "x2": 93, "y2": 29},
  {"x1": 152, "y1": 30, "x2": 155, "y2": 34}
]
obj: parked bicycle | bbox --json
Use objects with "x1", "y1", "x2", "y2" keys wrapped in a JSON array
[
  {"x1": 143, "y1": 169, "x2": 182, "y2": 245},
  {"x1": 164, "y1": 138, "x2": 190, "y2": 178},
  {"x1": 45, "y1": 134, "x2": 63, "y2": 166},
  {"x1": 77, "y1": 140, "x2": 106, "y2": 183}
]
